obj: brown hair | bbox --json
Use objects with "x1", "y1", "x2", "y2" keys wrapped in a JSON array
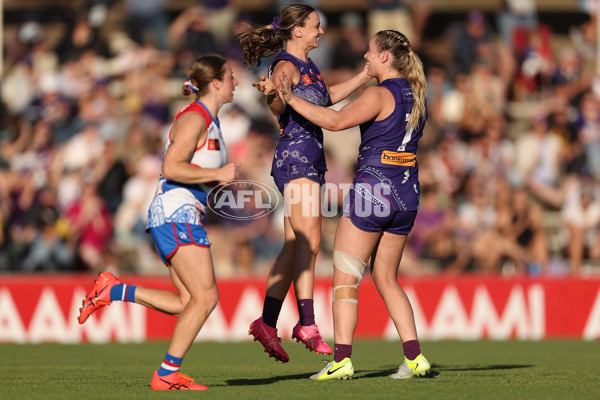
[
  {"x1": 238, "y1": 4, "x2": 316, "y2": 70},
  {"x1": 182, "y1": 54, "x2": 227, "y2": 97},
  {"x1": 374, "y1": 30, "x2": 427, "y2": 132}
]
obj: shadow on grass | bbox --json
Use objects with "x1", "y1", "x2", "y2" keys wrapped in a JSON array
[
  {"x1": 226, "y1": 372, "x2": 313, "y2": 386},
  {"x1": 358, "y1": 363, "x2": 532, "y2": 380},
  {"x1": 225, "y1": 364, "x2": 532, "y2": 385},
  {"x1": 358, "y1": 369, "x2": 440, "y2": 379},
  {"x1": 433, "y1": 364, "x2": 534, "y2": 372}
]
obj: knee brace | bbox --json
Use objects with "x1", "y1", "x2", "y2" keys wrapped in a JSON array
[
  {"x1": 333, "y1": 249, "x2": 368, "y2": 282},
  {"x1": 332, "y1": 249, "x2": 368, "y2": 304}
]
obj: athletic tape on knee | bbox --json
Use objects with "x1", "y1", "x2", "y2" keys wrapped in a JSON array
[
  {"x1": 333, "y1": 284, "x2": 359, "y2": 304},
  {"x1": 333, "y1": 249, "x2": 367, "y2": 283}
]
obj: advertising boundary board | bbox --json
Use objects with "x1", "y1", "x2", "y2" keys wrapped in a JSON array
[{"x1": 1, "y1": 275, "x2": 599, "y2": 343}]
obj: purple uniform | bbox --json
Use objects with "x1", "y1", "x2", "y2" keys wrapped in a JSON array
[
  {"x1": 343, "y1": 78, "x2": 427, "y2": 235},
  {"x1": 268, "y1": 52, "x2": 330, "y2": 193}
]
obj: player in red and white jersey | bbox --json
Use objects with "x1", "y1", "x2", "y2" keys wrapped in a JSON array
[{"x1": 78, "y1": 54, "x2": 239, "y2": 390}]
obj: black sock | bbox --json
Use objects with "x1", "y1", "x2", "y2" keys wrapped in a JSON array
[{"x1": 262, "y1": 296, "x2": 283, "y2": 328}]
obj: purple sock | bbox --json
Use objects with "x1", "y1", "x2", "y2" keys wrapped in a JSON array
[
  {"x1": 334, "y1": 343, "x2": 352, "y2": 362},
  {"x1": 297, "y1": 299, "x2": 315, "y2": 326},
  {"x1": 262, "y1": 296, "x2": 283, "y2": 329},
  {"x1": 402, "y1": 340, "x2": 421, "y2": 360}
]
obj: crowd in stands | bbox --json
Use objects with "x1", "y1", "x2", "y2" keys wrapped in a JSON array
[{"x1": 1, "y1": 0, "x2": 599, "y2": 277}]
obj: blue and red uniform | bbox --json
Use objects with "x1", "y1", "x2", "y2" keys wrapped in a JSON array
[
  {"x1": 343, "y1": 78, "x2": 427, "y2": 235},
  {"x1": 146, "y1": 101, "x2": 228, "y2": 264}
]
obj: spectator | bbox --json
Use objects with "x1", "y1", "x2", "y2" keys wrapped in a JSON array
[
  {"x1": 332, "y1": 12, "x2": 368, "y2": 73},
  {"x1": 366, "y1": 0, "x2": 432, "y2": 49},
  {"x1": 516, "y1": 113, "x2": 564, "y2": 190},
  {"x1": 168, "y1": 5, "x2": 219, "y2": 72},
  {"x1": 65, "y1": 179, "x2": 113, "y2": 272},
  {"x1": 408, "y1": 186, "x2": 469, "y2": 274},
  {"x1": 22, "y1": 206, "x2": 76, "y2": 272},
  {"x1": 497, "y1": 0, "x2": 538, "y2": 45},
  {"x1": 124, "y1": 0, "x2": 169, "y2": 50},
  {"x1": 551, "y1": 43, "x2": 592, "y2": 102},
  {"x1": 497, "y1": 185, "x2": 550, "y2": 275},
  {"x1": 450, "y1": 10, "x2": 493, "y2": 74},
  {"x1": 575, "y1": 92, "x2": 600, "y2": 179},
  {"x1": 512, "y1": 23, "x2": 554, "y2": 99},
  {"x1": 456, "y1": 178, "x2": 527, "y2": 274},
  {"x1": 55, "y1": 11, "x2": 110, "y2": 65},
  {"x1": 561, "y1": 176, "x2": 600, "y2": 274},
  {"x1": 203, "y1": 0, "x2": 239, "y2": 49}
]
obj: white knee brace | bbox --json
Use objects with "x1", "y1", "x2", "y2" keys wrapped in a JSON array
[{"x1": 332, "y1": 249, "x2": 368, "y2": 304}]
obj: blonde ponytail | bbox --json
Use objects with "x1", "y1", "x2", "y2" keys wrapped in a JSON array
[
  {"x1": 374, "y1": 30, "x2": 428, "y2": 132},
  {"x1": 405, "y1": 52, "x2": 427, "y2": 132}
]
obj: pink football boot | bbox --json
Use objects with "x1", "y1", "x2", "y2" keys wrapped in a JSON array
[
  {"x1": 248, "y1": 317, "x2": 289, "y2": 363},
  {"x1": 292, "y1": 322, "x2": 333, "y2": 355}
]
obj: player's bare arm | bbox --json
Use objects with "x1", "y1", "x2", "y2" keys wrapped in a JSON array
[
  {"x1": 268, "y1": 60, "x2": 299, "y2": 114},
  {"x1": 162, "y1": 113, "x2": 214, "y2": 183},
  {"x1": 280, "y1": 71, "x2": 384, "y2": 131},
  {"x1": 327, "y1": 63, "x2": 372, "y2": 105}
]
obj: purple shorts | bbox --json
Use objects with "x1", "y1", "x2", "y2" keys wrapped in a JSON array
[
  {"x1": 149, "y1": 222, "x2": 211, "y2": 265},
  {"x1": 342, "y1": 176, "x2": 417, "y2": 235},
  {"x1": 271, "y1": 161, "x2": 326, "y2": 194}
]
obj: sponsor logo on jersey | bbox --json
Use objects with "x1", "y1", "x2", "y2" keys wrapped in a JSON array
[
  {"x1": 402, "y1": 88, "x2": 413, "y2": 99},
  {"x1": 208, "y1": 139, "x2": 220, "y2": 150},
  {"x1": 302, "y1": 74, "x2": 316, "y2": 84},
  {"x1": 381, "y1": 150, "x2": 416, "y2": 166}
]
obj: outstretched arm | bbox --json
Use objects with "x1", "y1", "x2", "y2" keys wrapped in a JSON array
[
  {"x1": 252, "y1": 75, "x2": 282, "y2": 112},
  {"x1": 251, "y1": 60, "x2": 298, "y2": 116},
  {"x1": 279, "y1": 71, "x2": 384, "y2": 132},
  {"x1": 327, "y1": 64, "x2": 373, "y2": 105}
]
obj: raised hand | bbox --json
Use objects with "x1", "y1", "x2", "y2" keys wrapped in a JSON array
[
  {"x1": 278, "y1": 71, "x2": 294, "y2": 103},
  {"x1": 251, "y1": 75, "x2": 277, "y2": 96}
]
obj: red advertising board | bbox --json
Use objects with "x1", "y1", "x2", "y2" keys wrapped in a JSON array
[{"x1": 1, "y1": 274, "x2": 599, "y2": 343}]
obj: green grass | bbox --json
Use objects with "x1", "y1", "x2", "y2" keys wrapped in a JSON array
[{"x1": 1, "y1": 340, "x2": 599, "y2": 399}]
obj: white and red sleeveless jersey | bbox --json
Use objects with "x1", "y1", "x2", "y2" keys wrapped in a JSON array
[{"x1": 146, "y1": 101, "x2": 227, "y2": 228}]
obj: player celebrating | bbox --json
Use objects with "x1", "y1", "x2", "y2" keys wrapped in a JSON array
[
  {"x1": 278, "y1": 30, "x2": 431, "y2": 380},
  {"x1": 238, "y1": 3, "x2": 372, "y2": 363}
]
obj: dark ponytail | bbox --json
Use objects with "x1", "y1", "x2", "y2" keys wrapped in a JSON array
[{"x1": 237, "y1": 3, "x2": 316, "y2": 70}]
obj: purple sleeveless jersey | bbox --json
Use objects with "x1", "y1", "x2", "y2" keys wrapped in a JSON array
[
  {"x1": 268, "y1": 52, "x2": 330, "y2": 190},
  {"x1": 343, "y1": 78, "x2": 427, "y2": 234}
]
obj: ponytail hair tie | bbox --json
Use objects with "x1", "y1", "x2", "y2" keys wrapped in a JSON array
[
  {"x1": 184, "y1": 78, "x2": 199, "y2": 93},
  {"x1": 270, "y1": 16, "x2": 280, "y2": 32}
]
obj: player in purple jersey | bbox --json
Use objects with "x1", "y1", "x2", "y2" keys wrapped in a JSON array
[
  {"x1": 279, "y1": 30, "x2": 431, "y2": 380},
  {"x1": 77, "y1": 55, "x2": 240, "y2": 390},
  {"x1": 238, "y1": 4, "x2": 372, "y2": 363}
]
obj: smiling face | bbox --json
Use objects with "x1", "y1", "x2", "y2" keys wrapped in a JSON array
[
  {"x1": 299, "y1": 11, "x2": 324, "y2": 51},
  {"x1": 364, "y1": 37, "x2": 381, "y2": 77}
]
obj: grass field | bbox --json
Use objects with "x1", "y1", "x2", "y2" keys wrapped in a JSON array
[{"x1": 1, "y1": 340, "x2": 599, "y2": 400}]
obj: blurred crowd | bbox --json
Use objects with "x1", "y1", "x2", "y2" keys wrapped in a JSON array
[{"x1": 1, "y1": 0, "x2": 600, "y2": 277}]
